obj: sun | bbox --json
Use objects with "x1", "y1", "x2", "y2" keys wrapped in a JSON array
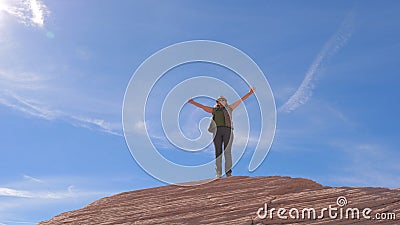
[
  {"x1": 0, "y1": 0, "x2": 10, "y2": 19},
  {"x1": 0, "y1": 0, "x2": 8, "y2": 11},
  {"x1": 0, "y1": 1, "x2": 5, "y2": 26}
]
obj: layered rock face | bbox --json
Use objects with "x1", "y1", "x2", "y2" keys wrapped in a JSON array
[{"x1": 40, "y1": 176, "x2": 399, "y2": 224}]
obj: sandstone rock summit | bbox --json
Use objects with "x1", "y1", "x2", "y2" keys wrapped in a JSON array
[{"x1": 40, "y1": 176, "x2": 399, "y2": 224}]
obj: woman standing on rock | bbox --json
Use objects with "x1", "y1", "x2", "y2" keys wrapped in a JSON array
[{"x1": 188, "y1": 87, "x2": 256, "y2": 178}]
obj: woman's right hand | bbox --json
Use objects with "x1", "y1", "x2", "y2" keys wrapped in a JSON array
[{"x1": 188, "y1": 98, "x2": 195, "y2": 104}]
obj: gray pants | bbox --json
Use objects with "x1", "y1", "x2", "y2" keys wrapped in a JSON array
[{"x1": 213, "y1": 126, "x2": 233, "y2": 175}]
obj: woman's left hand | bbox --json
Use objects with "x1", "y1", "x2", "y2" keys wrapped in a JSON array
[{"x1": 249, "y1": 87, "x2": 256, "y2": 94}]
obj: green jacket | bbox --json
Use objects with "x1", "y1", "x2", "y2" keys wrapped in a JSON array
[{"x1": 212, "y1": 105, "x2": 233, "y2": 128}]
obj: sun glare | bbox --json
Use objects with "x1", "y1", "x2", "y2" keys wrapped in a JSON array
[
  {"x1": 0, "y1": 0, "x2": 10, "y2": 20},
  {"x1": 0, "y1": 1, "x2": 5, "y2": 25},
  {"x1": 0, "y1": 0, "x2": 48, "y2": 28},
  {"x1": 0, "y1": 0, "x2": 5, "y2": 12}
]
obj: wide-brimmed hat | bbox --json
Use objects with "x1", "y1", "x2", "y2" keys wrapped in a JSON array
[{"x1": 216, "y1": 96, "x2": 227, "y2": 102}]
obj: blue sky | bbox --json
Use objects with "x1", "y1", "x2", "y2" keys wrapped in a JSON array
[{"x1": 1, "y1": 0, "x2": 399, "y2": 224}]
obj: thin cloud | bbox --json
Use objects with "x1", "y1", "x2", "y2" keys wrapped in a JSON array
[
  {"x1": 0, "y1": 175, "x2": 133, "y2": 224},
  {"x1": 0, "y1": 221, "x2": 35, "y2": 225},
  {"x1": 0, "y1": 69, "x2": 122, "y2": 136},
  {"x1": 70, "y1": 115, "x2": 122, "y2": 136},
  {"x1": 23, "y1": 175, "x2": 44, "y2": 183},
  {"x1": 0, "y1": 0, "x2": 49, "y2": 28},
  {"x1": 4, "y1": 94, "x2": 122, "y2": 135},
  {"x1": 232, "y1": 131, "x2": 258, "y2": 148},
  {"x1": 29, "y1": 0, "x2": 46, "y2": 27},
  {"x1": 1, "y1": 59, "x2": 122, "y2": 136},
  {"x1": 0, "y1": 185, "x2": 107, "y2": 199},
  {"x1": 323, "y1": 140, "x2": 400, "y2": 188},
  {"x1": 0, "y1": 187, "x2": 31, "y2": 198},
  {"x1": 279, "y1": 13, "x2": 355, "y2": 113},
  {"x1": 134, "y1": 120, "x2": 146, "y2": 133},
  {"x1": 4, "y1": 91, "x2": 59, "y2": 120}
]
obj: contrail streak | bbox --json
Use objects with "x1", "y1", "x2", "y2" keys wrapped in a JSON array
[{"x1": 279, "y1": 13, "x2": 355, "y2": 113}]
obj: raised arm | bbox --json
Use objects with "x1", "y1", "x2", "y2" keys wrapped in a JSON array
[
  {"x1": 188, "y1": 98, "x2": 213, "y2": 113},
  {"x1": 230, "y1": 87, "x2": 256, "y2": 110}
]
